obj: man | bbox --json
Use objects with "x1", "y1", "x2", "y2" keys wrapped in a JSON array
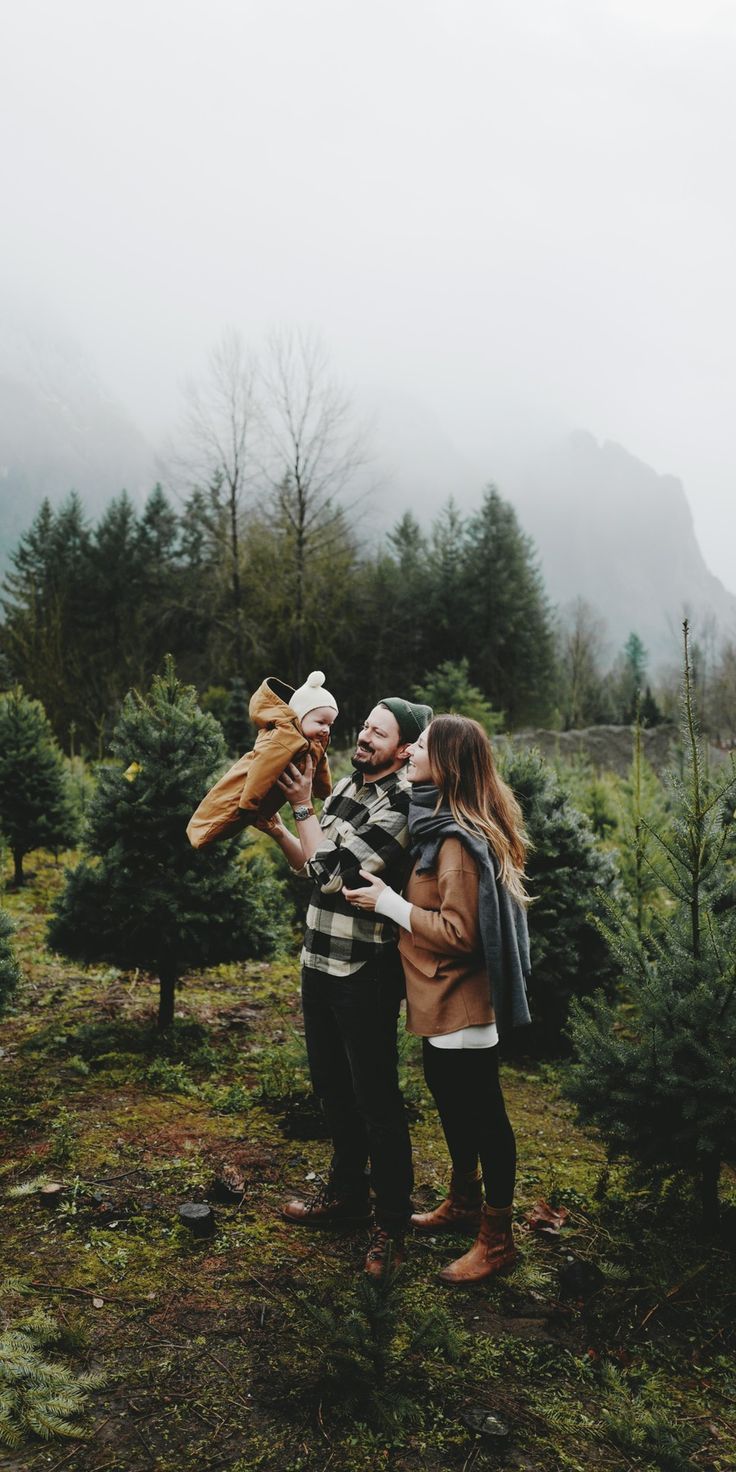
[{"x1": 262, "y1": 696, "x2": 432, "y2": 1277}]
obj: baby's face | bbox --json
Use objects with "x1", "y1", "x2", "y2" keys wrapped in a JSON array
[{"x1": 301, "y1": 706, "x2": 337, "y2": 744}]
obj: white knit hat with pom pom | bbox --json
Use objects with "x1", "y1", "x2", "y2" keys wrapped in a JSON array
[{"x1": 289, "y1": 670, "x2": 338, "y2": 722}]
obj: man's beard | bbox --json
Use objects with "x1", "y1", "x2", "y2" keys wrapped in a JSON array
[{"x1": 352, "y1": 745, "x2": 395, "y2": 775}]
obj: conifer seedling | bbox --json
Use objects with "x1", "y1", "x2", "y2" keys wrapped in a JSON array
[
  {"x1": 48, "y1": 657, "x2": 284, "y2": 1028},
  {"x1": 566, "y1": 621, "x2": 736, "y2": 1226}
]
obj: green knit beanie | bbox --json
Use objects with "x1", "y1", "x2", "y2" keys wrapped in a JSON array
[{"x1": 378, "y1": 697, "x2": 433, "y2": 743}]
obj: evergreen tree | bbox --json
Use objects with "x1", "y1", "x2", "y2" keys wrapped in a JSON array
[
  {"x1": 346, "y1": 548, "x2": 413, "y2": 733},
  {"x1": 388, "y1": 509, "x2": 426, "y2": 571},
  {"x1": 0, "y1": 496, "x2": 92, "y2": 743},
  {"x1": 83, "y1": 492, "x2": 145, "y2": 749},
  {"x1": 611, "y1": 631, "x2": 662, "y2": 725},
  {"x1": 2, "y1": 498, "x2": 57, "y2": 598},
  {"x1": 173, "y1": 486, "x2": 230, "y2": 690},
  {"x1": 565, "y1": 623, "x2": 736, "y2": 1225},
  {"x1": 0, "y1": 908, "x2": 21, "y2": 1014},
  {"x1": 221, "y1": 677, "x2": 254, "y2": 754},
  {"x1": 135, "y1": 485, "x2": 185, "y2": 669},
  {"x1": 136, "y1": 484, "x2": 180, "y2": 569},
  {"x1": 386, "y1": 510, "x2": 434, "y2": 676},
  {"x1": 619, "y1": 708, "x2": 671, "y2": 936},
  {"x1": 461, "y1": 487, "x2": 556, "y2": 726},
  {"x1": 198, "y1": 681, "x2": 255, "y2": 755},
  {"x1": 424, "y1": 500, "x2": 469, "y2": 670},
  {"x1": 413, "y1": 658, "x2": 503, "y2": 733},
  {"x1": 623, "y1": 631, "x2": 647, "y2": 690},
  {"x1": 0, "y1": 689, "x2": 79, "y2": 885},
  {"x1": 346, "y1": 515, "x2": 431, "y2": 731},
  {"x1": 500, "y1": 746, "x2": 619, "y2": 1052},
  {"x1": 639, "y1": 684, "x2": 662, "y2": 727},
  {"x1": 47, "y1": 658, "x2": 285, "y2": 1029}
]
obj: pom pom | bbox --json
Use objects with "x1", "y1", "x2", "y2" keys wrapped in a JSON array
[{"x1": 307, "y1": 671, "x2": 325, "y2": 686}]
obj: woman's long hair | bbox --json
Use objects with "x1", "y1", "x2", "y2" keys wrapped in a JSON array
[{"x1": 426, "y1": 715, "x2": 529, "y2": 904}]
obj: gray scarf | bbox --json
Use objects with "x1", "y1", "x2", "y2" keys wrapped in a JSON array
[{"x1": 408, "y1": 784, "x2": 531, "y2": 1038}]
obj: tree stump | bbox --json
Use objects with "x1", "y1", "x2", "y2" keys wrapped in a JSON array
[
  {"x1": 178, "y1": 1203, "x2": 215, "y2": 1238},
  {"x1": 39, "y1": 1182, "x2": 65, "y2": 1209}
]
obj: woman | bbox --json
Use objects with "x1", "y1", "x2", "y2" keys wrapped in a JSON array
[{"x1": 343, "y1": 714, "x2": 531, "y2": 1285}]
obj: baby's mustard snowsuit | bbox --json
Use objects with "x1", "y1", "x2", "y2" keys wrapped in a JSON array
[{"x1": 186, "y1": 676, "x2": 332, "y2": 849}]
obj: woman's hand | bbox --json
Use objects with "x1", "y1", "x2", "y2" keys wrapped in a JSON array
[
  {"x1": 342, "y1": 869, "x2": 387, "y2": 911},
  {"x1": 277, "y1": 754, "x2": 314, "y2": 807}
]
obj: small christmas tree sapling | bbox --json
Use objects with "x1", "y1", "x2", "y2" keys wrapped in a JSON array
[
  {"x1": 0, "y1": 907, "x2": 21, "y2": 1014},
  {"x1": 499, "y1": 746, "x2": 619, "y2": 1052},
  {"x1": 621, "y1": 701, "x2": 671, "y2": 937},
  {"x1": 0, "y1": 1296, "x2": 102, "y2": 1447},
  {"x1": 0, "y1": 689, "x2": 79, "y2": 885},
  {"x1": 48, "y1": 658, "x2": 284, "y2": 1029},
  {"x1": 566, "y1": 622, "x2": 736, "y2": 1226}
]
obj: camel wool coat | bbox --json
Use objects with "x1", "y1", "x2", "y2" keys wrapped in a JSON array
[{"x1": 399, "y1": 836, "x2": 495, "y2": 1037}]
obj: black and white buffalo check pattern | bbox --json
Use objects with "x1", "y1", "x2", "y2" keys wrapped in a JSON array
[{"x1": 301, "y1": 769, "x2": 411, "y2": 976}]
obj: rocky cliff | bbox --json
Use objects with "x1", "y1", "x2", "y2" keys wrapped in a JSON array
[{"x1": 503, "y1": 432, "x2": 736, "y2": 667}]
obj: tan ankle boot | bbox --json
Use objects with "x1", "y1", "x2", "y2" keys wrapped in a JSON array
[
  {"x1": 410, "y1": 1168, "x2": 483, "y2": 1235},
  {"x1": 437, "y1": 1204, "x2": 517, "y2": 1285}
]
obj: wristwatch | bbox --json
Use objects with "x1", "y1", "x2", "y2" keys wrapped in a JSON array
[{"x1": 293, "y1": 804, "x2": 316, "y2": 822}]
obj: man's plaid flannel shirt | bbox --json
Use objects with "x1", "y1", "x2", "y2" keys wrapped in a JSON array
[{"x1": 300, "y1": 768, "x2": 411, "y2": 976}]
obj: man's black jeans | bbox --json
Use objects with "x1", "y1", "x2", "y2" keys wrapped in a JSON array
[{"x1": 301, "y1": 950, "x2": 413, "y2": 1234}]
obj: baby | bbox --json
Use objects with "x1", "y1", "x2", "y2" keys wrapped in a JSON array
[{"x1": 186, "y1": 670, "x2": 337, "y2": 849}]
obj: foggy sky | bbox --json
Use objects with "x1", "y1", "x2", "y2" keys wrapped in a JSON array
[{"x1": 2, "y1": 0, "x2": 735, "y2": 588}]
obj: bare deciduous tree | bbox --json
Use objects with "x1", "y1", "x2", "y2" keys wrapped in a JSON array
[
  {"x1": 558, "y1": 597, "x2": 610, "y2": 729},
  {"x1": 170, "y1": 330, "x2": 259, "y2": 675},
  {"x1": 261, "y1": 328, "x2": 367, "y2": 679}
]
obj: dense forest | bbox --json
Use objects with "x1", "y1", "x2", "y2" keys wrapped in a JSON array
[{"x1": 4, "y1": 476, "x2": 736, "y2": 760}]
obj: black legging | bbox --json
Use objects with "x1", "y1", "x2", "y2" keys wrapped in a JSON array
[{"x1": 421, "y1": 1039, "x2": 516, "y2": 1208}]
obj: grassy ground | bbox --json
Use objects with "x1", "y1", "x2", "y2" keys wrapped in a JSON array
[{"x1": 1, "y1": 852, "x2": 734, "y2": 1472}]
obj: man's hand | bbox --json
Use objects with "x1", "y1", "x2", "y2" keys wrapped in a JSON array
[
  {"x1": 342, "y1": 870, "x2": 387, "y2": 911},
  {"x1": 277, "y1": 754, "x2": 314, "y2": 808}
]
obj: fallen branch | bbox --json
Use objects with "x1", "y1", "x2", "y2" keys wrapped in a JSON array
[
  {"x1": 26, "y1": 1280, "x2": 153, "y2": 1306},
  {"x1": 638, "y1": 1261, "x2": 710, "y2": 1329}
]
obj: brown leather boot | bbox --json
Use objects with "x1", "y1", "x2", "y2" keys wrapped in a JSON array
[
  {"x1": 437, "y1": 1204, "x2": 517, "y2": 1286},
  {"x1": 410, "y1": 1168, "x2": 483, "y2": 1235},
  {"x1": 281, "y1": 1176, "x2": 371, "y2": 1228},
  {"x1": 364, "y1": 1225, "x2": 406, "y2": 1280}
]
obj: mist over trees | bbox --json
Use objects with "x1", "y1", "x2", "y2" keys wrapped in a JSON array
[
  {"x1": 0, "y1": 480, "x2": 554, "y2": 748},
  {"x1": 3, "y1": 471, "x2": 736, "y2": 757},
  {"x1": 2, "y1": 330, "x2": 736, "y2": 755}
]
